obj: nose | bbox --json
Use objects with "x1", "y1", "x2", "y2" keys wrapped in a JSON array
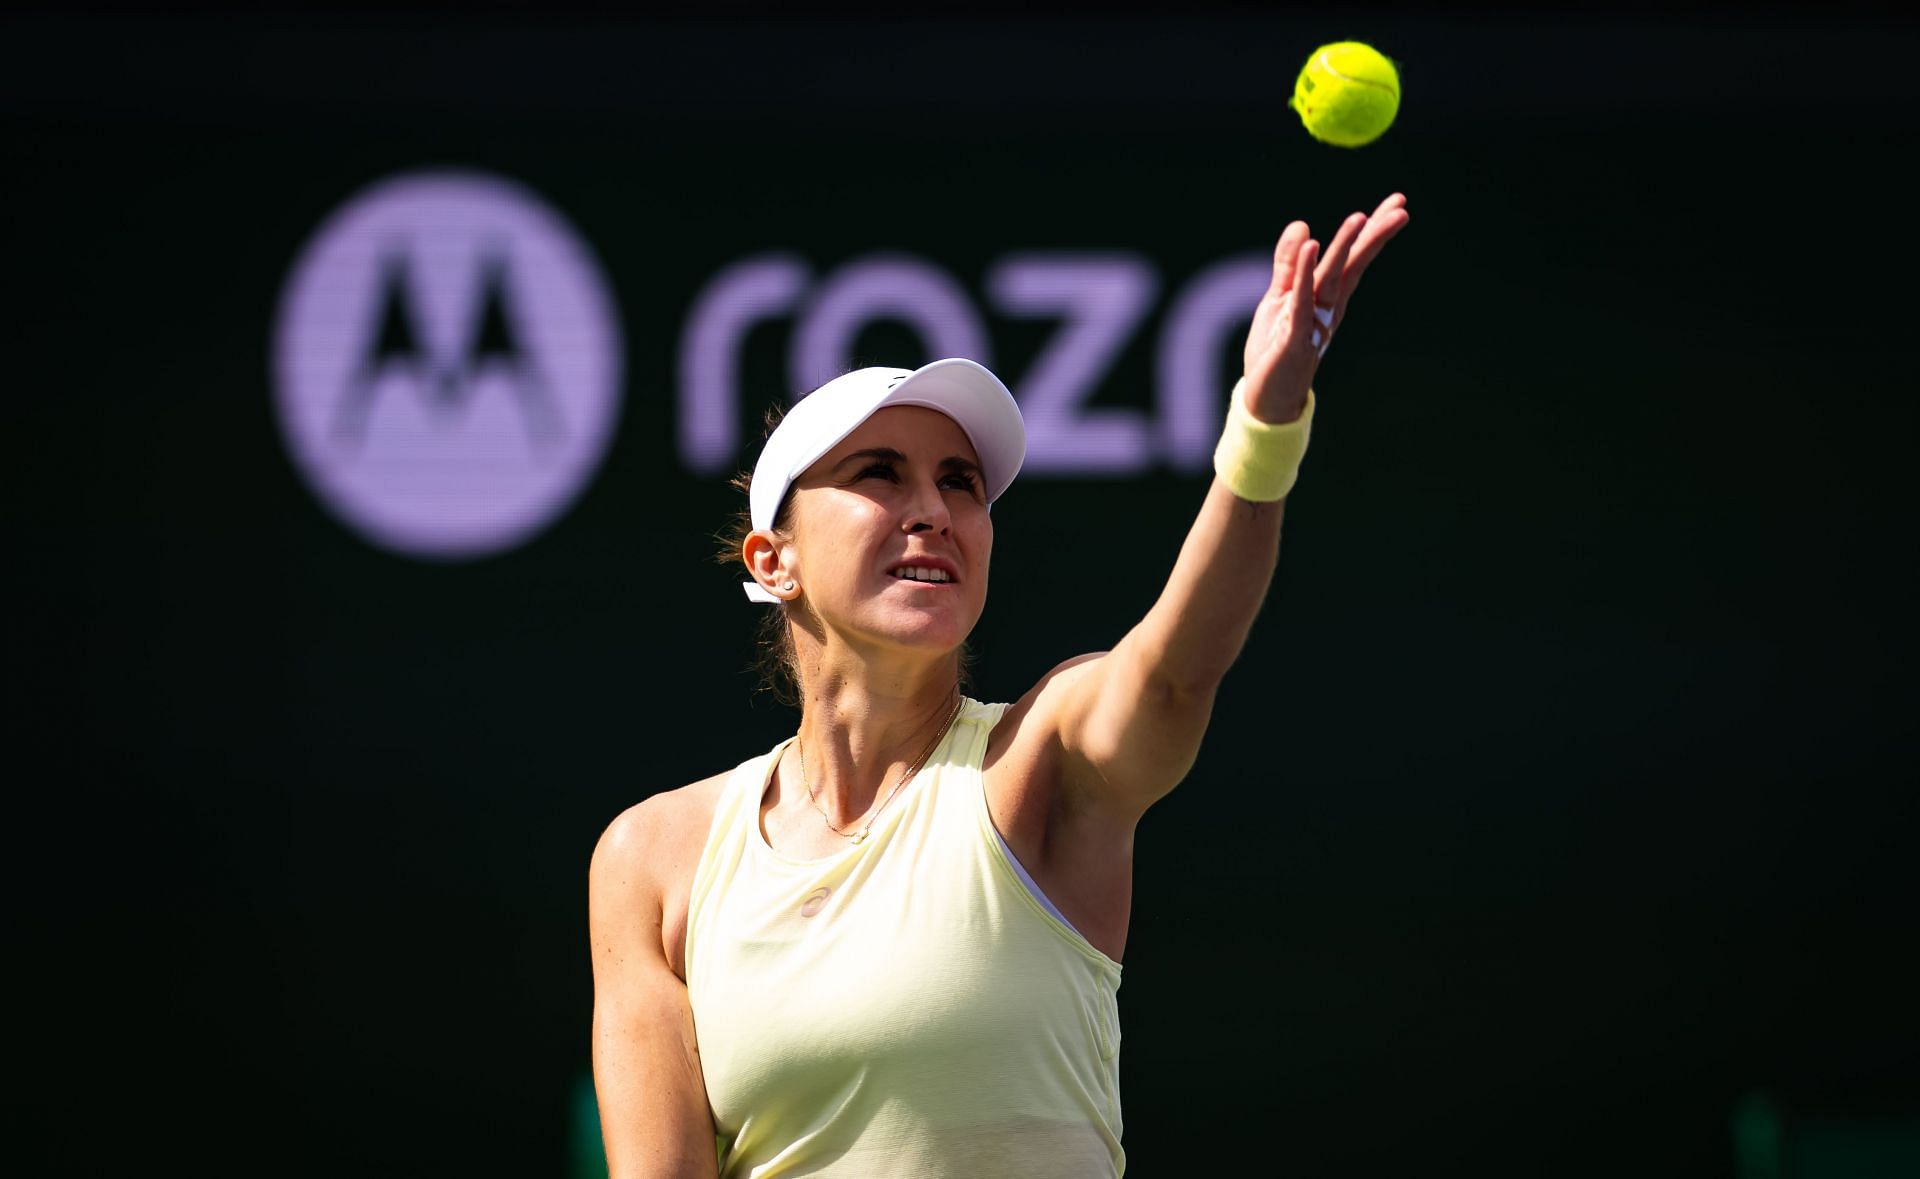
[{"x1": 903, "y1": 475, "x2": 951, "y2": 535}]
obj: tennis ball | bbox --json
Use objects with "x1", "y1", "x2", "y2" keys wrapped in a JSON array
[{"x1": 1290, "y1": 41, "x2": 1401, "y2": 148}]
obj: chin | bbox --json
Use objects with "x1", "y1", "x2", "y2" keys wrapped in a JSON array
[{"x1": 869, "y1": 601, "x2": 979, "y2": 655}]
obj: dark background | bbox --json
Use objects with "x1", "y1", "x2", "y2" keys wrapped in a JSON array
[{"x1": 7, "y1": 3, "x2": 1916, "y2": 1175}]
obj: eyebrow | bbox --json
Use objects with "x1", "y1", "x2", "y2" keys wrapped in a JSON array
[{"x1": 832, "y1": 448, "x2": 981, "y2": 476}]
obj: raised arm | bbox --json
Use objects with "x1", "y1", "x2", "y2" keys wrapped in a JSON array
[
  {"x1": 589, "y1": 800, "x2": 720, "y2": 1179},
  {"x1": 1044, "y1": 193, "x2": 1410, "y2": 819}
]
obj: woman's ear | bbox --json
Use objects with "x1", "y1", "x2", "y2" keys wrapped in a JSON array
[{"x1": 743, "y1": 530, "x2": 800, "y2": 601}]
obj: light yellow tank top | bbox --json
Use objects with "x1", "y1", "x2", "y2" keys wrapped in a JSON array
[{"x1": 685, "y1": 697, "x2": 1125, "y2": 1177}]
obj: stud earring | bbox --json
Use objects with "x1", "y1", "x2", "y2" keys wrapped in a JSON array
[{"x1": 783, "y1": 580, "x2": 796, "y2": 591}]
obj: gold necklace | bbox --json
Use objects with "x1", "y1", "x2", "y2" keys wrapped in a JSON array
[{"x1": 795, "y1": 693, "x2": 964, "y2": 845}]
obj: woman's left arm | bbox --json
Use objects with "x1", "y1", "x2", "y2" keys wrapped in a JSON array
[{"x1": 1044, "y1": 193, "x2": 1410, "y2": 819}]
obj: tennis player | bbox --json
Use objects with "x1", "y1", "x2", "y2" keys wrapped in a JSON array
[{"x1": 591, "y1": 194, "x2": 1409, "y2": 1177}]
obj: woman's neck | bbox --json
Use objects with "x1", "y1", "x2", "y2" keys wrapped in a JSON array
[{"x1": 790, "y1": 655, "x2": 963, "y2": 820}]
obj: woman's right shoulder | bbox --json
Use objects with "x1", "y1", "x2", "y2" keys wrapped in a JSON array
[
  {"x1": 591, "y1": 770, "x2": 740, "y2": 979},
  {"x1": 591, "y1": 769, "x2": 734, "y2": 891}
]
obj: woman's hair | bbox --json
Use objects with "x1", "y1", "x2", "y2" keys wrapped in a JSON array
[
  {"x1": 715, "y1": 403, "x2": 804, "y2": 706},
  {"x1": 716, "y1": 397, "x2": 974, "y2": 707}
]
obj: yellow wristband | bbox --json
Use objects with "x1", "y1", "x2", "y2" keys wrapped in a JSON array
[{"x1": 1213, "y1": 378, "x2": 1314, "y2": 502}]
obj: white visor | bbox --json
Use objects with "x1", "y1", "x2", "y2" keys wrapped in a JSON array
[{"x1": 742, "y1": 358, "x2": 1026, "y2": 603}]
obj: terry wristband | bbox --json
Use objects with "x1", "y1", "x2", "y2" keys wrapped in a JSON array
[{"x1": 1213, "y1": 378, "x2": 1315, "y2": 502}]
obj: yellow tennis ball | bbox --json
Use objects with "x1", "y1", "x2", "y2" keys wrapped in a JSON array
[{"x1": 1290, "y1": 41, "x2": 1401, "y2": 148}]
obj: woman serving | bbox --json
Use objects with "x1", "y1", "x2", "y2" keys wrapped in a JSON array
[{"x1": 590, "y1": 195, "x2": 1410, "y2": 1177}]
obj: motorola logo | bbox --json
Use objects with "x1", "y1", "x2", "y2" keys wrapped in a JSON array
[{"x1": 273, "y1": 169, "x2": 623, "y2": 560}]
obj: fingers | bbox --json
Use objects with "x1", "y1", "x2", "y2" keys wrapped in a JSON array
[
  {"x1": 1339, "y1": 194, "x2": 1411, "y2": 308},
  {"x1": 1267, "y1": 221, "x2": 1310, "y2": 298},
  {"x1": 1313, "y1": 211, "x2": 1367, "y2": 302},
  {"x1": 1286, "y1": 238, "x2": 1319, "y2": 353},
  {"x1": 1312, "y1": 214, "x2": 1364, "y2": 351},
  {"x1": 1251, "y1": 194, "x2": 1405, "y2": 369}
]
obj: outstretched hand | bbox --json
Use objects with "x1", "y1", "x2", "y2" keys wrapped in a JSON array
[{"x1": 1241, "y1": 192, "x2": 1410, "y2": 422}]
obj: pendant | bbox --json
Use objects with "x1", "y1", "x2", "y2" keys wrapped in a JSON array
[{"x1": 851, "y1": 827, "x2": 869, "y2": 846}]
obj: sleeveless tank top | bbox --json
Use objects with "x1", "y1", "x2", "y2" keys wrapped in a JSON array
[{"x1": 685, "y1": 698, "x2": 1125, "y2": 1177}]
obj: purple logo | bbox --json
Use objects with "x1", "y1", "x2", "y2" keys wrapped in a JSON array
[{"x1": 273, "y1": 169, "x2": 623, "y2": 559}]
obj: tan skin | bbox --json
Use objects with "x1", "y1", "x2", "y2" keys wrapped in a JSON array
[{"x1": 590, "y1": 194, "x2": 1410, "y2": 1179}]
